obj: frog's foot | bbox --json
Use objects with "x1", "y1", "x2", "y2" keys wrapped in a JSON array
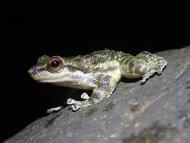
[
  {"x1": 140, "y1": 66, "x2": 166, "y2": 84},
  {"x1": 46, "y1": 106, "x2": 62, "y2": 113},
  {"x1": 67, "y1": 98, "x2": 92, "y2": 111},
  {"x1": 140, "y1": 74, "x2": 152, "y2": 84},
  {"x1": 156, "y1": 64, "x2": 167, "y2": 75},
  {"x1": 156, "y1": 69, "x2": 163, "y2": 75},
  {"x1": 67, "y1": 93, "x2": 91, "y2": 111},
  {"x1": 81, "y1": 92, "x2": 90, "y2": 100},
  {"x1": 67, "y1": 98, "x2": 80, "y2": 111},
  {"x1": 140, "y1": 70, "x2": 156, "y2": 84}
]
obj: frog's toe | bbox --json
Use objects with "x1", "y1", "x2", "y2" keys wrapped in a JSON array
[
  {"x1": 157, "y1": 68, "x2": 164, "y2": 75},
  {"x1": 46, "y1": 106, "x2": 62, "y2": 113},
  {"x1": 81, "y1": 92, "x2": 90, "y2": 100},
  {"x1": 140, "y1": 78, "x2": 146, "y2": 84},
  {"x1": 67, "y1": 98, "x2": 93, "y2": 111},
  {"x1": 71, "y1": 104, "x2": 80, "y2": 111},
  {"x1": 67, "y1": 98, "x2": 82, "y2": 111},
  {"x1": 157, "y1": 71, "x2": 162, "y2": 75},
  {"x1": 67, "y1": 98, "x2": 75, "y2": 105}
]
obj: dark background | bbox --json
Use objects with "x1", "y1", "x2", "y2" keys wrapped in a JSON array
[{"x1": 1, "y1": 16, "x2": 190, "y2": 142}]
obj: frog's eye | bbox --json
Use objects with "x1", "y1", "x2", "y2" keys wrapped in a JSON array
[{"x1": 48, "y1": 57, "x2": 62, "y2": 73}]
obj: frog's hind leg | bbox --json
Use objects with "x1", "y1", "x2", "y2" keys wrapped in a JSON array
[
  {"x1": 132, "y1": 51, "x2": 167, "y2": 84},
  {"x1": 67, "y1": 77, "x2": 118, "y2": 111}
]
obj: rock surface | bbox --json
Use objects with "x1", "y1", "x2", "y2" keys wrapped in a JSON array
[{"x1": 4, "y1": 47, "x2": 190, "y2": 143}]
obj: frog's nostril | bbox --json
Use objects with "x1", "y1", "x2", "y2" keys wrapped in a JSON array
[{"x1": 28, "y1": 67, "x2": 38, "y2": 75}]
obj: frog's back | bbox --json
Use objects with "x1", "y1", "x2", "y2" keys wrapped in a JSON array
[
  {"x1": 80, "y1": 49, "x2": 131, "y2": 65},
  {"x1": 64, "y1": 49, "x2": 133, "y2": 73}
]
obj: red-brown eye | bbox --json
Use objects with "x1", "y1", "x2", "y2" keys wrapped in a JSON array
[
  {"x1": 50, "y1": 60, "x2": 61, "y2": 67},
  {"x1": 48, "y1": 57, "x2": 62, "y2": 72}
]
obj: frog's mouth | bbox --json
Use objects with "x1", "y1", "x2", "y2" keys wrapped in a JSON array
[
  {"x1": 28, "y1": 67, "x2": 73, "y2": 83},
  {"x1": 28, "y1": 66, "x2": 47, "y2": 81}
]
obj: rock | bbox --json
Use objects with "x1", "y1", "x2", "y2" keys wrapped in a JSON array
[{"x1": 4, "y1": 47, "x2": 190, "y2": 143}]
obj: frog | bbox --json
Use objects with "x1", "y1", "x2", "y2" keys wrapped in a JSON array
[{"x1": 28, "y1": 49, "x2": 167, "y2": 112}]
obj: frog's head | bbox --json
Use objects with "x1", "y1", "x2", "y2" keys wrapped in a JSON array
[{"x1": 28, "y1": 55, "x2": 70, "y2": 83}]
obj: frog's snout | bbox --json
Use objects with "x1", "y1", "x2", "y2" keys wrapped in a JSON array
[
  {"x1": 28, "y1": 67, "x2": 37, "y2": 75},
  {"x1": 28, "y1": 67, "x2": 41, "y2": 81},
  {"x1": 28, "y1": 66, "x2": 41, "y2": 78},
  {"x1": 28, "y1": 68, "x2": 32, "y2": 75}
]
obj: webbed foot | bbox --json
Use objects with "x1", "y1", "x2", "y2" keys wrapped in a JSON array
[{"x1": 67, "y1": 98, "x2": 92, "y2": 111}]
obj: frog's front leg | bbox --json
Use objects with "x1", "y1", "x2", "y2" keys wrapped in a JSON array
[
  {"x1": 46, "y1": 93, "x2": 90, "y2": 113},
  {"x1": 67, "y1": 76, "x2": 117, "y2": 111}
]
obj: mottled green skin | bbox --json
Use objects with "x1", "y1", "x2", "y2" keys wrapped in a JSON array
[{"x1": 28, "y1": 49, "x2": 167, "y2": 111}]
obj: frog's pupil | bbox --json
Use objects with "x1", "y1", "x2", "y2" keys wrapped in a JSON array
[{"x1": 51, "y1": 60, "x2": 60, "y2": 67}]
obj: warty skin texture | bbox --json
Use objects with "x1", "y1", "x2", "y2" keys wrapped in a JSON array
[{"x1": 28, "y1": 49, "x2": 167, "y2": 111}]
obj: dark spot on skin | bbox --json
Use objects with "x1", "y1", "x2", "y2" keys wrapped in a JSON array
[
  {"x1": 94, "y1": 66, "x2": 119, "y2": 73},
  {"x1": 65, "y1": 65, "x2": 90, "y2": 73},
  {"x1": 177, "y1": 110, "x2": 190, "y2": 128},
  {"x1": 129, "y1": 61, "x2": 135, "y2": 73},
  {"x1": 81, "y1": 108, "x2": 97, "y2": 118},
  {"x1": 89, "y1": 55, "x2": 108, "y2": 65},
  {"x1": 44, "y1": 113, "x2": 61, "y2": 129},
  {"x1": 120, "y1": 55, "x2": 133, "y2": 66},
  {"x1": 99, "y1": 82, "x2": 110, "y2": 90},
  {"x1": 130, "y1": 103, "x2": 141, "y2": 112},
  {"x1": 65, "y1": 65, "x2": 78, "y2": 72},
  {"x1": 122, "y1": 121, "x2": 178, "y2": 143},
  {"x1": 91, "y1": 92, "x2": 101, "y2": 100},
  {"x1": 104, "y1": 75, "x2": 112, "y2": 81},
  {"x1": 90, "y1": 58, "x2": 102, "y2": 65},
  {"x1": 96, "y1": 74, "x2": 110, "y2": 81},
  {"x1": 103, "y1": 102, "x2": 115, "y2": 112},
  {"x1": 30, "y1": 66, "x2": 47, "y2": 75},
  {"x1": 31, "y1": 67, "x2": 40, "y2": 75},
  {"x1": 95, "y1": 75, "x2": 111, "y2": 91}
]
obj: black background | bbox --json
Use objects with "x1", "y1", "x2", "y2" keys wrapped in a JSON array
[{"x1": 1, "y1": 16, "x2": 190, "y2": 142}]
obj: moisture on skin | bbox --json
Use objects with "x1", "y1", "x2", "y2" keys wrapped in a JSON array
[{"x1": 28, "y1": 49, "x2": 167, "y2": 111}]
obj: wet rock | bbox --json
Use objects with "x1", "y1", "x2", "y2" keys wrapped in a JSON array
[{"x1": 4, "y1": 47, "x2": 190, "y2": 143}]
